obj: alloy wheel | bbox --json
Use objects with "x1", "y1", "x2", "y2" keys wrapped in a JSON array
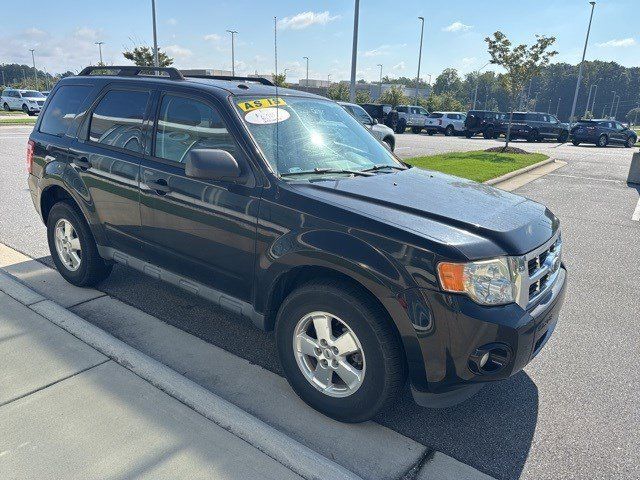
[{"x1": 54, "y1": 218, "x2": 82, "y2": 271}]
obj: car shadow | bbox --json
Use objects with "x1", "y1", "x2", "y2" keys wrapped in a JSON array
[{"x1": 36, "y1": 254, "x2": 537, "y2": 480}]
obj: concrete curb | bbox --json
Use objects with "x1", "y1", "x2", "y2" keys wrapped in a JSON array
[
  {"x1": 0, "y1": 269, "x2": 361, "y2": 480},
  {"x1": 484, "y1": 157, "x2": 556, "y2": 186}
]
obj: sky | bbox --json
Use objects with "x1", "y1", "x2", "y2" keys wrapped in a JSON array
[{"x1": 2, "y1": 0, "x2": 638, "y2": 82}]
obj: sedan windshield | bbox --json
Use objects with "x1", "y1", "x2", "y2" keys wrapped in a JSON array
[
  {"x1": 235, "y1": 96, "x2": 402, "y2": 178},
  {"x1": 21, "y1": 91, "x2": 45, "y2": 98}
]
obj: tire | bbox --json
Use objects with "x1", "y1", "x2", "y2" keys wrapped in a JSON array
[
  {"x1": 275, "y1": 279, "x2": 406, "y2": 423},
  {"x1": 46, "y1": 201, "x2": 112, "y2": 287},
  {"x1": 558, "y1": 131, "x2": 569, "y2": 143},
  {"x1": 427, "y1": 130, "x2": 435, "y2": 136},
  {"x1": 411, "y1": 126, "x2": 422, "y2": 134},
  {"x1": 383, "y1": 137, "x2": 394, "y2": 151},
  {"x1": 597, "y1": 134, "x2": 608, "y2": 148},
  {"x1": 483, "y1": 127, "x2": 494, "y2": 139},
  {"x1": 22, "y1": 104, "x2": 29, "y2": 114},
  {"x1": 3, "y1": 102, "x2": 10, "y2": 111},
  {"x1": 625, "y1": 136, "x2": 636, "y2": 148},
  {"x1": 527, "y1": 130, "x2": 539, "y2": 142},
  {"x1": 444, "y1": 125, "x2": 454, "y2": 136},
  {"x1": 464, "y1": 130, "x2": 473, "y2": 139},
  {"x1": 395, "y1": 119, "x2": 406, "y2": 134},
  {"x1": 572, "y1": 139, "x2": 580, "y2": 146}
]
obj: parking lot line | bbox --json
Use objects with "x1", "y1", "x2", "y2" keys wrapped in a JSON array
[{"x1": 632, "y1": 198, "x2": 640, "y2": 221}]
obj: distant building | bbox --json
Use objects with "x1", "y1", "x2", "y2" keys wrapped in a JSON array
[
  {"x1": 248, "y1": 73, "x2": 275, "y2": 83},
  {"x1": 299, "y1": 79, "x2": 331, "y2": 88},
  {"x1": 180, "y1": 69, "x2": 233, "y2": 77}
]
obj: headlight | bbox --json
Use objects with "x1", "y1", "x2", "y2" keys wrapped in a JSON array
[
  {"x1": 437, "y1": 257, "x2": 516, "y2": 306},
  {"x1": 27, "y1": 100, "x2": 37, "y2": 104}
]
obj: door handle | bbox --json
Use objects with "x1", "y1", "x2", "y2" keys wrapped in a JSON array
[
  {"x1": 145, "y1": 178, "x2": 171, "y2": 195},
  {"x1": 72, "y1": 156, "x2": 92, "y2": 170}
]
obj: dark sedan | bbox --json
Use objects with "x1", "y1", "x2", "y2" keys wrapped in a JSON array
[{"x1": 571, "y1": 119, "x2": 637, "y2": 148}]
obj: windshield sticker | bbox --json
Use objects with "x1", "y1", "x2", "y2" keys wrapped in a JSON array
[
  {"x1": 237, "y1": 97, "x2": 287, "y2": 112},
  {"x1": 245, "y1": 107, "x2": 290, "y2": 125}
]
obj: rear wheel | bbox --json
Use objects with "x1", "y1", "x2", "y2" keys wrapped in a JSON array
[
  {"x1": 47, "y1": 201, "x2": 112, "y2": 287},
  {"x1": 558, "y1": 131, "x2": 569, "y2": 143},
  {"x1": 597, "y1": 134, "x2": 608, "y2": 148},
  {"x1": 275, "y1": 280, "x2": 406, "y2": 423},
  {"x1": 395, "y1": 119, "x2": 406, "y2": 134},
  {"x1": 464, "y1": 130, "x2": 473, "y2": 138},
  {"x1": 427, "y1": 130, "x2": 435, "y2": 136},
  {"x1": 444, "y1": 125, "x2": 454, "y2": 136},
  {"x1": 483, "y1": 127, "x2": 494, "y2": 139},
  {"x1": 22, "y1": 104, "x2": 29, "y2": 114},
  {"x1": 572, "y1": 139, "x2": 580, "y2": 146},
  {"x1": 411, "y1": 126, "x2": 422, "y2": 134},
  {"x1": 527, "y1": 129, "x2": 540, "y2": 142},
  {"x1": 3, "y1": 102, "x2": 10, "y2": 111},
  {"x1": 625, "y1": 136, "x2": 636, "y2": 148},
  {"x1": 383, "y1": 137, "x2": 394, "y2": 151}
]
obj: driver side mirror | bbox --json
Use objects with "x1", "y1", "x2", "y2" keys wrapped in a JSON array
[
  {"x1": 373, "y1": 118, "x2": 378, "y2": 125},
  {"x1": 185, "y1": 149, "x2": 240, "y2": 181}
]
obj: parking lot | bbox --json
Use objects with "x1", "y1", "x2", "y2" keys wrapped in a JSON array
[{"x1": 1, "y1": 124, "x2": 639, "y2": 479}]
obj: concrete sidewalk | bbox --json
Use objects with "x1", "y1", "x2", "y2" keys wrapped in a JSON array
[{"x1": 0, "y1": 289, "x2": 305, "y2": 479}]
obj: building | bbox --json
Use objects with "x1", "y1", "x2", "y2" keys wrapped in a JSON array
[
  {"x1": 179, "y1": 69, "x2": 233, "y2": 77},
  {"x1": 299, "y1": 79, "x2": 331, "y2": 88},
  {"x1": 248, "y1": 73, "x2": 275, "y2": 83}
]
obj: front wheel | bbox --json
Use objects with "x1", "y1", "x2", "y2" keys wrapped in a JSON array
[
  {"x1": 411, "y1": 126, "x2": 422, "y2": 134},
  {"x1": 444, "y1": 125, "x2": 454, "y2": 136},
  {"x1": 47, "y1": 201, "x2": 112, "y2": 287},
  {"x1": 395, "y1": 119, "x2": 406, "y2": 134},
  {"x1": 465, "y1": 130, "x2": 473, "y2": 138},
  {"x1": 572, "y1": 139, "x2": 580, "y2": 146},
  {"x1": 22, "y1": 104, "x2": 29, "y2": 114},
  {"x1": 558, "y1": 131, "x2": 569, "y2": 143},
  {"x1": 275, "y1": 280, "x2": 406, "y2": 423},
  {"x1": 383, "y1": 137, "x2": 394, "y2": 151},
  {"x1": 625, "y1": 136, "x2": 636, "y2": 148},
  {"x1": 597, "y1": 134, "x2": 608, "y2": 147},
  {"x1": 483, "y1": 127, "x2": 494, "y2": 139}
]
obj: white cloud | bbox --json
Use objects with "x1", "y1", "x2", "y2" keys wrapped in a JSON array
[
  {"x1": 74, "y1": 27, "x2": 99, "y2": 41},
  {"x1": 278, "y1": 11, "x2": 340, "y2": 30},
  {"x1": 24, "y1": 27, "x2": 47, "y2": 38},
  {"x1": 363, "y1": 44, "x2": 407, "y2": 57},
  {"x1": 166, "y1": 18, "x2": 177, "y2": 26},
  {"x1": 598, "y1": 38, "x2": 636, "y2": 48},
  {"x1": 392, "y1": 61, "x2": 406, "y2": 71},
  {"x1": 443, "y1": 21, "x2": 472, "y2": 32},
  {"x1": 203, "y1": 33, "x2": 221, "y2": 42},
  {"x1": 164, "y1": 44, "x2": 193, "y2": 60}
]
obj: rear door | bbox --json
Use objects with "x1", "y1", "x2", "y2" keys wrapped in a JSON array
[{"x1": 138, "y1": 89, "x2": 260, "y2": 302}]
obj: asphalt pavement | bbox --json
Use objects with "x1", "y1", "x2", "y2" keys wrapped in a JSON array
[{"x1": 1, "y1": 125, "x2": 638, "y2": 479}]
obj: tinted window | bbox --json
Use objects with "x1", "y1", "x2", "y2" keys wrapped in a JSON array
[
  {"x1": 22, "y1": 91, "x2": 45, "y2": 98},
  {"x1": 348, "y1": 105, "x2": 373, "y2": 125},
  {"x1": 512, "y1": 113, "x2": 526, "y2": 121},
  {"x1": 615, "y1": 122, "x2": 625, "y2": 131},
  {"x1": 40, "y1": 85, "x2": 92, "y2": 137},
  {"x1": 396, "y1": 106, "x2": 407, "y2": 113},
  {"x1": 428, "y1": 113, "x2": 443, "y2": 118},
  {"x1": 89, "y1": 90, "x2": 150, "y2": 153},
  {"x1": 155, "y1": 94, "x2": 237, "y2": 163}
]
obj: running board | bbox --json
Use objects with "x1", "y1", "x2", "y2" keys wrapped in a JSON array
[{"x1": 97, "y1": 246, "x2": 266, "y2": 330}]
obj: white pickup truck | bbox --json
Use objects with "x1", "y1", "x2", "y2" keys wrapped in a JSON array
[
  {"x1": 395, "y1": 105, "x2": 429, "y2": 134},
  {"x1": 424, "y1": 112, "x2": 467, "y2": 136}
]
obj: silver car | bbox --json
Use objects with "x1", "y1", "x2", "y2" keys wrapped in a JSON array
[{"x1": 338, "y1": 101, "x2": 396, "y2": 151}]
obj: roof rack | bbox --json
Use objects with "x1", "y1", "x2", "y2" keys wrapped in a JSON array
[
  {"x1": 77, "y1": 65, "x2": 184, "y2": 80},
  {"x1": 184, "y1": 74, "x2": 274, "y2": 86}
]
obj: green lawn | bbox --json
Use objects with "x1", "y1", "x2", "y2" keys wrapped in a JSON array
[
  {"x1": 405, "y1": 150, "x2": 549, "y2": 183},
  {"x1": 0, "y1": 110, "x2": 26, "y2": 116},
  {"x1": 0, "y1": 117, "x2": 36, "y2": 125}
]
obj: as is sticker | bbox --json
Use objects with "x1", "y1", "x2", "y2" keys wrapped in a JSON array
[
  {"x1": 245, "y1": 107, "x2": 290, "y2": 125},
  {"x1": 237, "y1": 97, "x2": 287, "y2": 112}
]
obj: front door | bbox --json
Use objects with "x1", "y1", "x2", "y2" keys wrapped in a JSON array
[{"x1": 138, "y1": 90, "x2": 260, "y2": 303}]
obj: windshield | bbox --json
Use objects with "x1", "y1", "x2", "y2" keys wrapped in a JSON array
[
  {"x1": 236, "y1": 96, "x2": 401, "y2": 178},
  {"x1": 21, "y1": 91, "x2": 45, "y2": 98}
]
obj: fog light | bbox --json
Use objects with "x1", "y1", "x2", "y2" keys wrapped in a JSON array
[{"x1": 479, "y1": 352, "x2": 490, "y2": 368}]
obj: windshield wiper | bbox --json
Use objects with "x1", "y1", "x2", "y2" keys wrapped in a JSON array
[
  {"x1": 281, "y1": 168, "x2": 374, "y2": 178},
  {"x1": 360, "y1": 164, "x2": 407, "y2": 172}
]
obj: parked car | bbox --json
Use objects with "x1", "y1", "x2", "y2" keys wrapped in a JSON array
[
  {"x1": 424, "y1": 112, "x2": 467, "y2": 136},
  {"x1": 27, "y1": 66, "x2": 567, "y2": 423},
  {"x1": 571, "y1": 119, "x2": 637, "y2": 148},
  {"x1": 359, "y1": 103, "x2": 398, "y2": 131},
  {"x1": 339, "y1": 102, "x2": 396, "y2": 151},
  {"x1": 41, "y1": 91, "x2": 51, "y2": 97},
  {"x1": 395, "y1": 105, "x2": 429, "y2": 134},
  {"x1": 511, "y1": 112, "x2": 570, "y2": 142},
  {"x1": 464, "y1": 110, "x2": 506, "y2": 139},
  {"x1": 1, "y1": 88, "x2": 46, "y2": 115}
]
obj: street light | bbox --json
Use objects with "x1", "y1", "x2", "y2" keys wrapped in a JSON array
[
  {"x1": 377, "y1": 64, "x2": 383, "y2": 100},
  {"x1": 548, "y1": 98, "x2": 552, "y2": 114},
  {"x1": 609, "y1": 90, "x2": 616, "y2": 117},
  {"x1": 472, "y1": 61, "x2": 491, "y2": 110},
  {"x1": 303, "y1": 56, "x2": 309, "y2": 89},
  {"x1": 349, "y1": 0, "x2": 360, "y2": 102},
  {"x1": 415, "y1": 16, "x2": 425, "y2": 104},
  {"x1": 95, "y1": 41, "x2": 104, "y2": 64},
  {"x1": 584, "y1": 84, "x2": 597, "y2": 117},
  {"x1": 613, "y1": 94, "x2": 620, "y2": 119},
  {"x1": 151, "y1": 0, "x2": 159, "y2": 67},
  {"x1": 556, "y1": 97, "x2": 561, "y2": 117},
  {"x1": 226, "y1": 30, "x2": 238, "y2": 77},
  {"x1": 569, "y1": 1, "x2": 596, "y2": 125},
  {"x1": 327, "y1": 74, "x2": 331, "y2": 85},
  {"x1": 29, "y1": 49, "x2": 37, "y2": 90}
]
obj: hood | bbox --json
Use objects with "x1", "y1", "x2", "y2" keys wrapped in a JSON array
[
  {"x1": 371, "y1": 123, "x2": 394, "y2": 136},
  {"x1": 290, "y1": 168, "x2": 558, "y2": 258}
]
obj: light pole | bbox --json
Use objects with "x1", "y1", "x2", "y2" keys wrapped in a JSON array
[
  {"x1": 472, "y1": 61, "x2": 490, "y2": 110},
  {"x1": 556, "y1": 97, "x2": 561, "y2": 117},
  {"x1": 613, "y1": 94, "x2": 620, "y2": 119},
  {"x1": 151, "y1": 0, "x2": 159, "y2": 67},
  {"x1": 584, "y1": 83, "x2": 596, "y2": 117},
  {"x1": 415, "y1": 16, "x2": 425, "y2": 104},
  {"x1": 377, "y1": 64, "x2": 383, "y2": 99},
  {"x1": 601, "y1": 104, "x2": 607, "y2": 118},
  {"x1": 569, "y1": 1, "x2": 596, "y2": 125},
  {"x1": 548, "y1": 98, "x2": 552, "y2": 114},
  {"x1": 349, "y1": 0, "x2": 360, "y2": 102},
  {"x1": 226, "y1": 30, "x2": 238, "y2": 76},
  {"x1": 327, "y1": 74, "x2": 331, "y2": 85},
  {"x1": 95, "y1": 41, "x2": 104, "y2": 64},
  {"x1": 609, "y1": 90, "x2": 616, "y2": 117},
  {"x1": 29, "y1": 49, "x2": 37, "y2": 90},
  {"x1": 303, "y1": 56, "x2": 309, "y2": 89}
]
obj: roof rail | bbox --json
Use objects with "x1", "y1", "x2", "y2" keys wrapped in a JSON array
[
  {"x1": 184, "y1": 74, "x2": 274, "y2": 86},
  {"x1": 77, "y1": 65, "x2": 184, "y2": 80}
]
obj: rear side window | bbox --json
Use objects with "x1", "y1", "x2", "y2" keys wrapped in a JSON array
[
  {"x1": 429, "y1": 113, "x2": 443, "y2": 118},
  {"x1": 89, "y1": 90, "x2": 150, "y2": 153},
  {"x1": 40, "y1": 85, "x2": 92, "y2": 137},
  {"x1": 397, "y1": 106, "x2": 407, "y2": 113},
  {"x1": 154, "y1": 94, "x2": 238, "y2": 163}
]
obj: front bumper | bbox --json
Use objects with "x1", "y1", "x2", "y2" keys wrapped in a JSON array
[{"x1": 402, "y1": 266, "x2": 567, "y2": 408}]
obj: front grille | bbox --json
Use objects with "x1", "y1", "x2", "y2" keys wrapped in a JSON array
[{"x1": 514, "y1": 230, "x2": 562, "y2": 309}]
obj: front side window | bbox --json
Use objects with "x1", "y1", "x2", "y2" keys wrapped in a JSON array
[
  {"x1": 89, "y1": 90, "x2": 150, "y2": 153},
  {"x1": 236, "y1": 95, "x2": 401, "y2": 177},
  {"x1": 348, "y1": 104, "x2": 374, "y2": 125},
  {"x1": 615, "y1": 122, "x2": 625, "y2": 131},
  {"x1": 40, "y1": 85, "x2": 92, "y2": 137},
  {"x1": 21, "y1": 91, "x2": 45, "y2": 98},
  {"x1": 154, "y1": 94, "x2": 237, "y2": 163}
]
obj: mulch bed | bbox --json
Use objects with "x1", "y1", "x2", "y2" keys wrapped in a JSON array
[{"x1": 484, "y1": 146, "x2": 531, "y2": 154}]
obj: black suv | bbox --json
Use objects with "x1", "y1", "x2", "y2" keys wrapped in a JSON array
[
  {"x1": 464, "y1": 110, "x2": 507, "y2": 138},
  {"x1": 27, "y1": 66, "x2": 567, "y2": 422},
  {"x1": 359, "y1": 103, "x2": 398, "y2": 131},
  {"x1": 511, "y1": 112, "x2": 570, "y2": 143},
  {"x1": 570, "y1": 119, "x2": 637, "y2": 148}
]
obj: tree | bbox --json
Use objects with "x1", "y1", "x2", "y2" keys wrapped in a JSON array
[
  {"x1": 625, "y1": 107, "x2": 640, "y2": 125},
  {"x1": 378, "y1": 85, "x2": 408, "y2": 107},
  {"x1": 432, "y1": 68, "x2": 463, "y2": 96},
  {"x1": 272, "y1": 72, "x2": 287, "y2": 87},
  {"x1": 419, "y1": 92, "x2": 465, "y2": 113},
  {"x1": 327, "y1": 82, "x2": 349, "y2": 101},
  {"x1": 123, "y1": 46, "x2": 173, "y2": 67},
  {"x1": 355, "y1": 89, "x2": 371, "y2": 104},
  {"x1": 485, "y1": 31, "x2": 557, "y2": 148}
]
